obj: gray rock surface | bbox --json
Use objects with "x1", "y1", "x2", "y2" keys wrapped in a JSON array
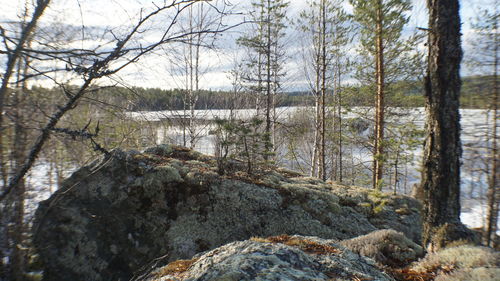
[
  {"x1": 143, "y1": 235, "x2": 394, "y2": 281},
  {"x1": 33, "y1": 145, "x2": 421, "y2": 281}
]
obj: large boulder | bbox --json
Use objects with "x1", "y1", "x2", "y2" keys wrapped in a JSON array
[
  {"x1": 140, "y1": 235, "x2": 395, "y2": 281},
  {"x1": 33, "y1": 145, "x2": 421, "y2": 281}
]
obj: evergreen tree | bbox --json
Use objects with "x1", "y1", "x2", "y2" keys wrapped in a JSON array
[
  {"x1": 421, "y1": 0, "x2": 476, "y2": 250},
  {"x1": 238, "y1": 0, "x2": 289, "y2": 160},
  {"x1": 350, "y1": 0, "x2": 412, "y2": 190}
]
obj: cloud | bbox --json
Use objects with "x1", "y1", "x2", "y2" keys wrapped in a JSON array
[{"x1": 1, "y1": 0, "x2": 486, "y2": 91}]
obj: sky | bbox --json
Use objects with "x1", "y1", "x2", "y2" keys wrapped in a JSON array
[{"x1": 0, "y1": 0, "x2": 490, "y2": 90}]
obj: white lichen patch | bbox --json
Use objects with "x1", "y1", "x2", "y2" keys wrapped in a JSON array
[{"x1": 144, "y1": 166, "x2": 183, "y2": 187}]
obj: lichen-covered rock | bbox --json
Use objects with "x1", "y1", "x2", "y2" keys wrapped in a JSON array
[
  {"x1": 339, "y1": 229, "x2": 424, "y2": 266},
  {"x1": 33, "y1": 145, "x2": 421, "y2": 281},
  {"x1": 143, "y1": 235, "x2": 395, "y2": 281}
]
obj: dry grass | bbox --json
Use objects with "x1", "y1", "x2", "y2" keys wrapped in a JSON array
[
  {"x1": 253, "y1": 235, "x2": 377, "y2": 281},
  {"x1": 385, "y1": 245, "x2": 499, "y2": 281},
  {"x1": 385, "y1": 267, "x2": 441, "y2": 281},
  {"x1": 155, "y1": 258, "x2": 199, "y2": 279},
  {"x1": 251, "y1": 234, "x2": 339, "y2": 255},
  {"x1": 412, "y1": 245, "x2": 498, "y2": 272}
]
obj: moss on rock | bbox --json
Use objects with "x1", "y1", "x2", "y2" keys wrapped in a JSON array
[{"x1": 34, "y1": 145, "x2": 423, "y2": 281}]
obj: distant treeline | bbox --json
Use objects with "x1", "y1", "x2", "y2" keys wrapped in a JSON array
[{"x1": 28, "y1": 75, "x2": 494, "y2": 111}]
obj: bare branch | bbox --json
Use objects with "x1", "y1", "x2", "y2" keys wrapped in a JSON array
[{"x1": 0, "y1": 0, "x2": 239, "y2": 201}]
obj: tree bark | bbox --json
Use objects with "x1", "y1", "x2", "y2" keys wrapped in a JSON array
[
  {"x1": 310, "y1": 5, "x2": 322, "y2": 178},
  {"x1": 332, "y1": 55, "x2": 343, "y2": 183},
  {"x1": 263, "y1": 0, "x2": 273, "y2": 161},
  {"x1": 319, "y1": 0, "x2": 327, "y2": 181},
  {"x1": 421, "y1": 0, "x2": 474, "y2": 249},
  {"x1": 8, "y1": 45, "x2": 31, "y2": 281},
  {"x1": 373, "y1": 0, "x2": 385, "y2": 190},
  {"x1": 0, "y1": 0, "x2": 50, "y2": 190},
  {"x1": 485, "y1": 21, "x2": 498, "y2": 246}
]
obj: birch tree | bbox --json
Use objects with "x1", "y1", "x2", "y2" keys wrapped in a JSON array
[
  {"x1": 0, "y1": 1, "x2": 234, "y2": 278},
  {"x1": 166, "y1": 2, "x2": 221, "y2": 148},
  {"x1": 297, "y1": 0, "x2": 351, "y2": 180}
]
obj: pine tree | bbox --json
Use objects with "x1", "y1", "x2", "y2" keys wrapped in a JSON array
[
  {"x1": 350, "y1": 0, "x2": 412, "y2": 190},
  {"x1": 421, "y1": 0, "x2": 476, "y2": 250},
  {"x1": 238, "y1": 0, "x2": 289, "y2": 161}
]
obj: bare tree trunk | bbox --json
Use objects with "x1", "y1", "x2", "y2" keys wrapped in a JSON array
[
  {"x1": 310, "y1": 6, "x2": 322, "y2": 178},
  {"x1": 421, "y1": 0, "x2": 475, "y2": 249},
  {"x1": 311, "y1": 98, "x2": 320, "y2": 177},
  {"x1": 403, "y1": 161, "x2": 408, "y2": 194},
  {"x1": 2, "y1": 4, "x2": 39, "y2": 277},
  {"x1": 338, "y1": 70, "x2": 343, "y2": 183},
  {"x1": 256, "y1": 50, "x2": 262, "y2": 114},
  {"x1": 0, "y1": 139, "x2": 6, "y2": 188},
  {"x1": 0, "y1": 1, "x2": 50, "y2": 191},
  {"x1": 350, "y1": 146, "x2": 355, "y2": 185},
  {"x1": 331, "y1": 62, "x2": 338, "y2": 182},
  {"x1": 373, "y1": 0, "x2": 385, "y2": 190},
  {"x1": 485, "y1": 26, "x2": 498, "y2": 246},
  {"x1": 393, "y1": 148, "x2": 400, "y2": 195},
  {"x1": 319, "y1": 0, "x2": 327, "y2": 181},
  {"x1": 6, "y1": 86, "x2": 28, "y2": 281},
  {"x1": 263, "y1": 0, "x2": 273, "y2": 161},
  {"x1": 336, "y1": 58, "x2": 343, "y2": 183},
  {"x1": 271, "y1": 30, "x2": 280, "y2": 153},
  {"x1": 188, "y1": 5, "x2": 195, "y2": 148},
  {"x1": 9, "y1": 45, "x2": 31, "y2": 281},
  {"x1": 48, "y1": 151, "x2": 55, "y2": 193}
]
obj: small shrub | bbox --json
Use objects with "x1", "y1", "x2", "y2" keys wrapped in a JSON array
[
  {"x1": 144, "y1": 144, "x2": 173, "y2": 157},
  {"x1": 388, "y1": 244, "x2": 499, "y2": 281},
  {"x1": 434, "y1": 267, "x2": 500, "y2": 281},
  {"x1": 412, "y1": 245, "x2": 499, "y2": 272},
  {"x1": 373, "y1": 200, "x2": 388, "y2": 214}
]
